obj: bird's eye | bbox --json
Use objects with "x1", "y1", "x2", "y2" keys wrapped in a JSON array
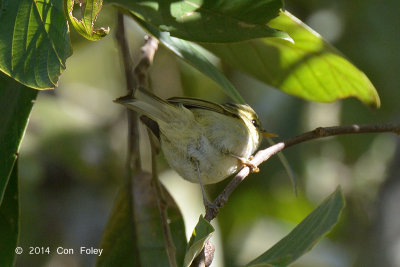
[{"x1": 251, "y1": 119, "x2": 259, "y2": 127}]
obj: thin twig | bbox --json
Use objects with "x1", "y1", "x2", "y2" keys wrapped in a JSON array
[
  {"x1": 132, "y1": 35, "x2": 179, "y2": 266},
  {"x1": 284, "y1": 123, "x2": 400, "y2": 148},
  {"x1": 115, "y1": 13, "x2": 135, "y2": 93},
  {"x1": 204, "y1": 123, "x2": 400, "y2": 221},
  {"x1": 116, "y1": 12, "x2": 141, "y2": 171},
  {"x1": 115, "y1": 11, "x2": 142, "y2": 265},
  {"x1": 134, "y1": 35, "x2": 159, "y2": 87},
  {"x1": 117, "y1": 15, "x2": 176, "y2": 266},
  {"x1": 190, "y1": 241, "x2": 215, "y2": 267},
  {"x1": 149, "y1": 129, "x2": 178, "y2": 267},
  {"x1": 135, "y1": 35, "x2": 177, "y2": 266}
]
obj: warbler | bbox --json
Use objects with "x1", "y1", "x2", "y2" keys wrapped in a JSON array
[{"x1": 115, "y1": 87, "x2": 276, "y2": 204}]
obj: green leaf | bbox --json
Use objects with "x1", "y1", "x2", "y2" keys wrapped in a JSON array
[
  {"x1": 127, "y1": 14, "x2": 245, "y2": 103},
  {"x1": 0, "y1": 0, "x2": 72, "y2": 89},
  {"x1": 97, "y1": 171, "x2": 186, "y2": 267},
  {"x1": 246, "y1": 187, "x2": 345, "y2": 267},
  {"x1": 167, "y1": 191, "x2": 187, "y2": 267},
  {"x1": 184, "y1": 216, "x2": 214, "y2": 267},
  {"x1": 96, "y1": 186, "x2": 138, "y2": 266},
  {"x1": 203, "y1": 10, "x2": 380, "y2": 107},
  {"x1": 0, "y1": 72, "x2": 37, "y2": 204},
  {"x1": 108, "y1": 0, "x2": 289, "y2": 43},
  {"x1": 0, "y1": 161, "x2": 19, "y2": 267},
  {"x1": 66, "y1": 0, "x2": 110, "y2": 41}
]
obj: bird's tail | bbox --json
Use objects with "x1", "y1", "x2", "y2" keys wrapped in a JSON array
[{"x1": 114, "y1": 87, "x2": 178, "y2": 123}]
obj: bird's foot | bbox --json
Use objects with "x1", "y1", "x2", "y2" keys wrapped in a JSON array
[
  {"x1": 203, "y1": 197, "x2": 218, "y2": 211},
  {"x1": 232, "y1": 155, "x2": 259, "y2": 173}
]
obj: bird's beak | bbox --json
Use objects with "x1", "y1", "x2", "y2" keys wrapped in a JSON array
[{"x1": 262, "y1": 131, "x2": 278, "y2": 138}]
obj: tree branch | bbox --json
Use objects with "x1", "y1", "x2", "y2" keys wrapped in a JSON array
[
  {"x1": 134, "y1": 35, "x2": 159, "y2": 87},
  {"x1": 116, "y1": 15, "x2": 177, "y2": 266},
  {"x1": 136, "y1": 37, "x2": 178, "y2": 267},
  {"x1": 116, "y1": 12, "x2": 141, "y2": 171},
  {"x1": 115, "y1": 11, "x2": 142, "y2": 265},
  {"x1": 129, "y1": 34, "x2": 179, "y2": 266},
  {"x1": 204, "y1": 123, "x2": 400, "y2": 221},
  {"x1": 284, "y1": 123, "x2": 400, "y2": 149}
]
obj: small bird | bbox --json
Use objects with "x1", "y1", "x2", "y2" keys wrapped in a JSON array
[{"x1": 115, "y1": 87, "x2": 276, "y2": 205}]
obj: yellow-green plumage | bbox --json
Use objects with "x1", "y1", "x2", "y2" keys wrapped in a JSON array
[{"x1": 115, "y1": 87, "x2": 269, "y2": 185}]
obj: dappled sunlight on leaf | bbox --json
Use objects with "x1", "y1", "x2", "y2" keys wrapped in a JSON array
[
  {"x1": 108, "y1": 0, "x2": 288, "y2": 42},
  {"x1": 203, "y1": 10, "x2": 380, "y2": 107},
  {"x1": 0, "y1": 0, "x2": 72, "y2": 89}
]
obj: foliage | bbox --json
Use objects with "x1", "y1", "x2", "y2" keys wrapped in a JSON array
[
  {"x1": 66, "y1": 0, "x2": 110, "y2": 41},
  {"x1": 0, "y1": 162, "x2": 19, "y2": 267},
  {"x1": 108, "y1": 0, "x2": 288, "y2": 42},
  {"x1": 0, "y1": 0, "x2": 71, "y2": 89},
  {"x1": 1, "y1": 0, "x2": 394, "y2": 266},
  {"x1": 246, "y1": 188, "x2": 344, "y2": 267},
  {"x1": 203, "y1": 10, "x2": 380, "y2": 106},
  {"x1": 0, "y1": 73, "x2": 37, "y2": 203}
]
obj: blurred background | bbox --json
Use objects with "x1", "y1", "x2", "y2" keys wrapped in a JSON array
[{"x1": 15, "y1": 0, "x2": 400, "y2": 266}]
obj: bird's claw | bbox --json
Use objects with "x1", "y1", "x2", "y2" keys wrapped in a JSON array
[
  {"x1": 233, "y1": 155, "x2": 259, "y2": 173},
  {"x1": 243, "y1": 161, "x2": 259, "y2": 173}
]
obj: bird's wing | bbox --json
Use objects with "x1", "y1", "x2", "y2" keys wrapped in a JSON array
[
  {"x1": 167, "y1": 97, "x2": 239, "y2": 118},
  {"x1": 115, "y1": 87, "x2": 179, "y2": 123}
]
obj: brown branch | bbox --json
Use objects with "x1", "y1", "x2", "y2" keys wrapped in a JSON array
[
  {"x1": 116, "y1": 12, "x2": 141, "y2": 171},
  {"x1": 116, "y1": 13, "x2": 136, "y2": 94},
  {"x1": 116, "y1": 15, "x2": 176, "y2": 267},
  {"x1": 132, "y1": 36, "x2": 179, "y2": 267},
  {"x1": 190, "y1": 241, "x2": 215, "y2": 267},
  {"x1": 115, "y1": 11, "x2": 142, "y2": 265},
  {"x1": 204, "y1": 123, "x2": 400, "y2": 221},
  {"x1": 130, "y1": 34, "x2": 179, "y2": 266},
  {"x1": 134, "y1": 35, "x2": 159, "y2": 87},
  {"x1": 116, "y1": 16, "x2": 158, "y2": 171},
  {"x1": 284, "y1": 123, "x2": 400, "y2": 148}
]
